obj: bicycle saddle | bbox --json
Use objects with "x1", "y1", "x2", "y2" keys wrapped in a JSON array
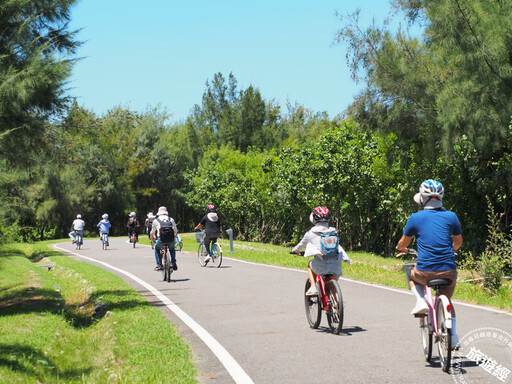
[{"x1": 427, "y1": 278, "x2": 452, "y2": 287}]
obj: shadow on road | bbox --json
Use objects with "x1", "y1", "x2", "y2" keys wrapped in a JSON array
[{"x1": 313, "y1": 325, "x2": 366, "y2": 336}]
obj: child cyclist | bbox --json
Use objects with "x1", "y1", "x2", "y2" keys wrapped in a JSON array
[
  {"x1": 291, "y1": 206, "x2": 351, "y2": 296},
  {"x1": 97, "y1": 213, "x2": 111, "y2": 245}
]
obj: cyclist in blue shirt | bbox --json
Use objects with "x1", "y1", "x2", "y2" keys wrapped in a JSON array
[
  {"x1": 97, "y1": 213, "x2": 111, "y2": 245},
  {"x1": 396, "y1": 180, "x2": 463, "y2": 348}
]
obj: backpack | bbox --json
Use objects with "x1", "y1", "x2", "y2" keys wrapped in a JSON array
[
  {"x1": 319, "y1": 231, "x2": 339, "y2": 260},
  {"x1": 157, "y1": 218, "x2": 174, "y2": 244}
]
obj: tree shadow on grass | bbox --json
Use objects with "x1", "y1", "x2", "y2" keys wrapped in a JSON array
[
  {"x1": 0, "y1": 286, "x2": 152, "y2": 328},
  {"x1": 0, "y1": 343, "x2": 93, "y2": 381}
]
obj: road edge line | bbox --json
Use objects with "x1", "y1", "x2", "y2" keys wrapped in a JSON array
[{"x1": 52, "y1": 244, "x2": 254, "y2": 384}]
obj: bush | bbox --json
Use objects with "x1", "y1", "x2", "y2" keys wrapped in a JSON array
[{"x1": 478, "y1": 199, "x2": 512, "y2": 293}]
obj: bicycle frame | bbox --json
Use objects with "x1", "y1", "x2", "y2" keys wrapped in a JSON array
[
  {"x1": 101, "y1": 232, "x2": 109, "y2": 249},
  {"x1": 316, "y1": 274, "x2": 331, "y2": 310},
  {"x1": 424, "y1": 285, "x2": 452, "y2": 338}
]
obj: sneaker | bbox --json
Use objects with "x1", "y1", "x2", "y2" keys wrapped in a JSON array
[
  {"x1": 451, "y1": 334, "x2": 460, "y2": 350},
  {"x1": 171, "y1": 261, "x2": 178, "y2": 271},
  {"x1": 204, "y1": 255, "x2": 211, "y2": 264},
  {"x1": 306, "y1": 285, "x2": 318, "y2": 297},
  {"x1": 154, "y1": 266, "x2": 163, "y2": 271},
  {"x1": 411, "y1": 300, "x2": 429, "y2": 315}
]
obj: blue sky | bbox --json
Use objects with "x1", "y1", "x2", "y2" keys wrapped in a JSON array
[{"x1": 68, "y1": 1, "x2": 401, "y2": 122}]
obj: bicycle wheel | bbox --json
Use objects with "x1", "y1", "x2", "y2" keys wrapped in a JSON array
[
  {"x1": 326, "y1": 280, "x2": 344, "y2": 334},
  {"x1": 198, "y1": 243, "x2": 207, "y2": 266},
  {"x1": 102, "y1": 235, "x2": 106, "y2": 250},
  {"x1": 436, "y1": 297, "x2": 452, "y2": 372},
  {"x1": 420, "y1": 314, "x2": 433, "y2": 361},
  {"x1": 132, "y1": 234, "x2": 136, "y2": 248},
  {"x1": 304, "y1": 279, "x2": 321, "y2": 329},
  {"x1": 162, "y1": 249, "x2": 171, "y2": 282},
  {"x1": 211, "y1": 243, "x2": 222, "y2": 268}
]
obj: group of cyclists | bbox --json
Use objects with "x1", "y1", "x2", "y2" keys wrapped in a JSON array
[
  {"x1": 68, "y1": 204, "x2": 222, "y2": 272},
  {"x1": 68, "y1": 179, "x2": 462, "y2": 350},
  {"x1": 293, "y1": 179, "x2": 463, "y2": 350}
]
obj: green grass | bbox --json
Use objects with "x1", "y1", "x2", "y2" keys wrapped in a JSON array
[
  {"x1": 176, "y1": 233, "x2": 512, "y2": 311},
  {"x1": 0, "y1": 241, "x2": 197, "y2": 384},
  {"x1": 2, "y1": 234, "x2": 509, "y2": 383}
]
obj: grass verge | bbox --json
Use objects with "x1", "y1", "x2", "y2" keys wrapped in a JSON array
[
  {"x1": 174, "y1": 233, "x2": 512, "y2": 312},
  {"x1": 0, "y1": 241, "x2": 197, "y2": 384}
]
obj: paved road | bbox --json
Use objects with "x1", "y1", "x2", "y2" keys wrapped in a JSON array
[{"x1": 54, "y1": 238, "x2": 512, "y2": 384}]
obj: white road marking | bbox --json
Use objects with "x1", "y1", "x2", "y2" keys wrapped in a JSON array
[{"x1": 52, "y1": 244, "x2": 254, "y2": 384}]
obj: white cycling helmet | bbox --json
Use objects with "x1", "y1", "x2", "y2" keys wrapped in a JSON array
[
  {"x1": 129, "y1": 211, "x2": 136, "y2": 217},
  {"x1": 414, "y1": 179, "x2": 444, "y2": 207},
  {"x1": 419, "y1": 179, "x2": 444, "y2": 199},
  {"x1": 102, "y1": 213, "x2": 109, "y2": 219},
  {"x1": 76, "y1": 214, "x2": 82, "y2": 219},
  {"x1": 147, "y1": 212, "x2": 155, "y2": 218}
]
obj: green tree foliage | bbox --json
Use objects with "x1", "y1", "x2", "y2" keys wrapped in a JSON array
[
  {"x1": 336, "y1": 0, "x2": 512, "y2": 253},
  {"x1": 189, "y1": 72, "x2": 282, "y2": 152},
  {"x1": 270, "y1": 119, "x2": 411, "y2": 252},
  {"x1": 338, "y1": 0, "x2": 512, "y2": 156},
  {"x1": 0, "y1": 0, "x2": 79, "y2": 165},
  {"x1": 187, "y1": 145, "x2": 278, "y2": 241}
]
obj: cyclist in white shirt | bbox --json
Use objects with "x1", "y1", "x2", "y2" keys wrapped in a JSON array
[{"x1": 69, "y1": 214, "x2": 85, "y2": 243}]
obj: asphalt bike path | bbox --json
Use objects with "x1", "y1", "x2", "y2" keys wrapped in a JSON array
[{"x1": 53, "y1": 238, "x2": 512, "y2": 384}]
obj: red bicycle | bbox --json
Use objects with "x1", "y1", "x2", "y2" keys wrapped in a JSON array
[{"x1": 292, "y1": 251, "x2": 344, "y2": 334}]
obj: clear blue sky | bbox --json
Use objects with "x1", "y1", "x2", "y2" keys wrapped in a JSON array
[{"x1": 68, "y1": 1, "x2": 399, "y2": 122}]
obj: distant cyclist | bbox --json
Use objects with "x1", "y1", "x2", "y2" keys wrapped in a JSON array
[
  {"x1": 291, "y1": 206, "x2": 351, "y2": 296},
  {"x1": 69, "y1": 214, "x2": 85, "y2": 244},
  {"x1": 126, "y1": 212, "x2": 140, "y2": 243},
  {"x1": 145, "y1": 212, "x2": 156, "y2": 240},
  {"x1": 97, "y1": 213, "x2": 111, "y2": 245},
  {"x1": 396, "y1": 179, "x2": 463, "y2": 348},
  {"x1": 194, "y1": 204, "x2": 221, "y2": 264},
  {"x1": 151, "y1": 206, "x2": 178, "y2": 271}
]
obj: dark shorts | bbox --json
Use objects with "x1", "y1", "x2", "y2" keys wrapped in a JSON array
[{"x1": 410, "y1": 268, "x2": 457, "y2": 298}]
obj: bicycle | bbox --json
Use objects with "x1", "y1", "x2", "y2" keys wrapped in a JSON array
[
  {"x1": 130, "y1": 231, "x2": 137, "y2": 248},
  {"x1": 402, "y1": 249, "x2": 454, "y2": 372},
  {"x1": 196, "y1": 231, "x2": 222, "y2": 267},
  {"x1": 160, "y1": 242, "x2": 174, "y2": 282},
  {"x1": 101, "y1": 232, "x2": 109, "y2": 250},
  {"x1": 292, "y1": 251, "x2": 344, "y2": 334},
  {"x1": 75, "y1": 231, "x2": 83, "y2": 250},
  {"x1": 175, "y1": 234, "x2": 183, "y2": 252}
]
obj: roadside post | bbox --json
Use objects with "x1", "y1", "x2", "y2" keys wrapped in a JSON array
[{"x1": 226, "y1": 228, "x2": 234, "y2": 252}]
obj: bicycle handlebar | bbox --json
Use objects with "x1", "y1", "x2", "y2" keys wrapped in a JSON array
[
  {"x1": 289, "y1": 247, "x2": 305, "y2": 256},
  {"x1": 395, "y1": 248, "x2": 418, "y2": 258}
]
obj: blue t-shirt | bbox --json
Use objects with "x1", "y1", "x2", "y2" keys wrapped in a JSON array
[
  {"x1": 403, "y1": 209, "x2": 462, "y2": 271},
  {"x1": 97, "y1": 220, "x2": 111, "y2": 233}
]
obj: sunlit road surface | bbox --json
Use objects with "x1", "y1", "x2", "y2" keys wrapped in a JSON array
[{"x1": 54, "y1": 238, "x2": 512, "y2": 384}]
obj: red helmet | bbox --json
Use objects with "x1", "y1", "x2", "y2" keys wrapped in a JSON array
[
  {"x1": 312, "y1": 206, "x2": 330, "y2": 223},
  {"x1": 207, "y1": 204, "x2": 215, "y2": 212}
]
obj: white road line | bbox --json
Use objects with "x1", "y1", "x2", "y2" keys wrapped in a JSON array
[
  {"x1": 224, "y1": 256, "x2": 512, "y2": 317},
  {"x1": 52, "y1": 244, "x2": 254, "y2": 384}
]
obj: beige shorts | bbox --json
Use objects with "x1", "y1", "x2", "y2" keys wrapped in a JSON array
[{"x1": 410, "y1": 268, "x2": 457, "y2": 298}]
